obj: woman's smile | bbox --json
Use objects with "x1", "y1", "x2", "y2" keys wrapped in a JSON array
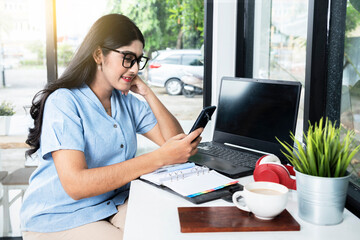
[{"x1": 121, "y1": 76, "x2": 133, "y2": 83}]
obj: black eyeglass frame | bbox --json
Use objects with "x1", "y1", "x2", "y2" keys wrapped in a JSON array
[{"x1": 101, "y1": 46, "x2": 149, "y2": 70}]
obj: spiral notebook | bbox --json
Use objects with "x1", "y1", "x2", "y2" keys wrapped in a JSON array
[{"x1": 140, "y1": 163, "x2": 239, "y2": 202}]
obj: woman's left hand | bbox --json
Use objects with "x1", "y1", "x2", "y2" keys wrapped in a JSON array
[{"x1": 126, "y1": 75, "x2": 150, "y2": 96}]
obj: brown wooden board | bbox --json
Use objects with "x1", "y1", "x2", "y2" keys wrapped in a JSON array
[{"x1": 178, "y1": 206, "x2": 300, "y2": 233}]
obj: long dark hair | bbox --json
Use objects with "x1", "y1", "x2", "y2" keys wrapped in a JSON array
[{"x1": 25, "y1": 14, "x2": 145, "y2": 157}]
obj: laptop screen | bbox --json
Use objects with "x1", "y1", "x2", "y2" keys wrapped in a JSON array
[{"x1": 214, "y1": 77, "x2": 301, "y2": 158}]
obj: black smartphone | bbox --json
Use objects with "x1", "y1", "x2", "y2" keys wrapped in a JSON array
[{"x1": 189, "y1": 106, "x2": 216, "y2": 135}]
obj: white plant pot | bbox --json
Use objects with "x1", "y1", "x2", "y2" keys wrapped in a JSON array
[
  {"x1": 295, "y1": 169, "x2": 350, "y2": 225},
  {"x1": 0, "y1": 116, "x2": 11, "y2": 135}
]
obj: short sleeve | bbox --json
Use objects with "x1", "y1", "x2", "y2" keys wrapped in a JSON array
[
  {"x1": 128, "y1": 94, "x2": 157, "y2": 134},
  {"x1": 40, "y1": 89, "x2": 85, "y2": 159}
]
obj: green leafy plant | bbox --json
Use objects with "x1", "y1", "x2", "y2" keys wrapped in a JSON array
[
  {"x1": 277, "y1": 117, "x2": 360, "y2": 177},
  {"x1": 0, "y1": 101, "x2": 16, "y2": 116}
]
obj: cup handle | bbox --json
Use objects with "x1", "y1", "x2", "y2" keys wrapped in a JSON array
[{"x1": 232, "y1": 191, "x2": 250, "y2": 212}]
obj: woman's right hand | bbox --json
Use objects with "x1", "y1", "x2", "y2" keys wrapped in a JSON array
[{"x1": 156, "y1": 128, "x2": 203, "y2": 166}]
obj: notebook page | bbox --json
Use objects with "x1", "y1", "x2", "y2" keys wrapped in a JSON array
[
  {"x1": 140, "y1": 165, "x2": 198, "y2": 185},
  {"x1": 162, "y1": 170, "x2": 236, "y2": 197}
]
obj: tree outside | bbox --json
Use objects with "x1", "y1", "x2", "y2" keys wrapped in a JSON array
[
  {"x1": 342, "y1": 0, "x2": 360, "y2": 185},
  {"x1": 108, "y1": 0, "x2": 204, "y2": 56}
]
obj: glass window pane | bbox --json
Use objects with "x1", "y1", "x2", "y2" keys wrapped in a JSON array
[
  {"x1": 56, "y1": 0, "x2": 111, "y2": 76},
  {"x1": 114, "y1": 1, "x2": 204, "y2": 120},
  {"x1": 0, "y1": 0, "x2": 47, "y2": 135},
  {"x1": 56, "y1": 0, "x2": 204, "y2": 122},
  {"x1": 341, "y1": 1, "x2": 360, "y2": 189},
  {"x1": 182, "y1": 54, "x2": 203, "y2": 66},
  {"x1": 0, "y1": 0, "x2": 47, "y2": 202},
  {"x1": 159, "y1": 55, "x2": 181, "y2": 65},
  {"x1": 252, "y1": 0, "x2": 308, "y2": 140}
]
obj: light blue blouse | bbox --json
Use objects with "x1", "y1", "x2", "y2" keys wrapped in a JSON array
[{"x1": 20, "y1": 84, "x2": 157, "y2": 232}]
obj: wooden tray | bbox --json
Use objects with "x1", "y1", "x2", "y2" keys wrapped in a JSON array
[{"x1": 178, "y1": 206, "x2": 300, "y2": 233}]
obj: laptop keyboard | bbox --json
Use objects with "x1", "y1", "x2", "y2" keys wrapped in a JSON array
[{"x1": 197, "y1": 143, "x2": 261, "y2": 168}]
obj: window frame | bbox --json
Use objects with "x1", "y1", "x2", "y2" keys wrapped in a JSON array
[
  {"x1": 203, "y1": 0, "x2": 213, "y2": 108},
  {"x1": 235, "y1": 0, "x2": 254, "y2": 78},
  {"x1": 45, "y1": 0, "x2": 57, "y2": 83}
]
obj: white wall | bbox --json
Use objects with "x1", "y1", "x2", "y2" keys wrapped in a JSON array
[{"x1": 211, "y1": 0, "x2": 237, "y2": 106}]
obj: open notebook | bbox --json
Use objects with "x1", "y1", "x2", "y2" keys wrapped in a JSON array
[{"x1": 140, "y1": 163, "x2": 241, "y2": 203}]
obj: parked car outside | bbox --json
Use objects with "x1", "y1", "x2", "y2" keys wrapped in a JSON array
[{"x1": 146, "y1": 49, "x2": 203, "y2": 95}]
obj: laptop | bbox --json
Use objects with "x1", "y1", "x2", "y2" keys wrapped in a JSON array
[{"x1": 189, "y1": 77, "x2": 302, "y2": 179}]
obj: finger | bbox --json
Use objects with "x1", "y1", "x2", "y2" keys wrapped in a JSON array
[
  {"x1": 190, "y1": 146, "x2": 199, "y2": 156},
  {"x1": 191, "y1": 136, "x2": 202, "y2": 148},
  {"x1": 129, "y1": 85, "x2": 138, "y2": 93},
  {"x1": 133, "y1": 75, "x2": 141, "y2": 81},
  {"x1": 186, "y1": 128, "x2": 203, "y2": 143},
  {"x1": 130, "y1": 78, "x2": 139, "y2": 86},
  {"x1": 131, "y1": 75, "x2": 142, "y2": 86}
]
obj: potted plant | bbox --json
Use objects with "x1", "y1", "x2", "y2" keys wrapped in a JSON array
[
  {"x1": 0, "y1": 101, "x2": 16, "y2": 135},
  {"x1": 277, "y1": 117, "x2": 360, "y2": 225}
]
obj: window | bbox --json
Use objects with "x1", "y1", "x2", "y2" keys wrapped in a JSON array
[
  {"x1": 160, "y1": 55, "x2": 181, "y2": 65},
  {"x1": 341, "y1": 0, "x2": 360, "y2": 206},
  {"x1": 56, "y1": 0, "x2": 111, "y2": 76},
  {"x1": 55, "y1": 0, "x2": 204, "y2": 121},
  {"x1": 0, "y1": 0, "x2": 47, "y2": 126},
  {"x1": 251, "y1": 0, "x2": 308, "y2": 140},
  {"x1": 182, "y1": 54, "x2": 203, "y2": 66},
  {"x1": 113, "y1": 1, "x2": 204, "y2": 120},
  {"x1": 0, "y1": 2, "x2": 47, "y2": 232}
]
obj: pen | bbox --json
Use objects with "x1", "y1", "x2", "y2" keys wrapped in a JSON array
[{"x1": 154, "y1": 162, "x2": 195, "y2": 174}]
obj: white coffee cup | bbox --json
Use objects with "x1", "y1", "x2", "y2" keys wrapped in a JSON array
[{"x1": 232, "y1": 181, "x2": 289, "y2": 220}]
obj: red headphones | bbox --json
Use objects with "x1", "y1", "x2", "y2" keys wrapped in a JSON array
[{"x1": 253, "y1": 154, "x2": 296, "y2": 190}]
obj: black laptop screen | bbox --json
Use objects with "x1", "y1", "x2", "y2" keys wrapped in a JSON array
[{"x1": 215, "y1": 78, "x2": 301, "y2": 145}]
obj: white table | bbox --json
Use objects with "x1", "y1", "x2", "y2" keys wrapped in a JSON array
[{"x1": 123, "y1": 176, "x2": 360, "y2": 240}]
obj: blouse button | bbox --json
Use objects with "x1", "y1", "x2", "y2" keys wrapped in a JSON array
[
  {"x1": 120, "y1": 144, "x2": 124, "y2": 148},
  {"x1": 113, "y1": 124, "x2": 118, "y2": 128},
  {"x1": 107, "y1": 201, "x2": 110, "y2": 205}
]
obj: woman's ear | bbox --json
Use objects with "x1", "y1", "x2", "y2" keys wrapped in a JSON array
[{"x1": 92, "y1": 47, "x2": 103, "y2": 64}]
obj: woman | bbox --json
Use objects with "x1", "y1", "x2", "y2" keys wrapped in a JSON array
[{"x1": 20, "y1": 14, "x2": 202, "y2": 240}]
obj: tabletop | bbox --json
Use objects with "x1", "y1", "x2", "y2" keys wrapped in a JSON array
[{"x1": 123, "y1": 176, "x2": 360, "y2": 240}]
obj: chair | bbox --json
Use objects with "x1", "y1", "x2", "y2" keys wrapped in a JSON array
[
  {"x1": 0, "y1": 170, "x2": 9, "y2": 235},
  {"x1": 0, "y1": 171, "x2": 8, "y2": 182},
  {"x1": 0, "y1": 171, "x2": 9, "y2": 200},
  {"x1": 0, "y1": 167, "x2": 35, "y2": 236}
]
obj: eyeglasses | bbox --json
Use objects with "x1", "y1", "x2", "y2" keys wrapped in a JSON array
[{"x1": 102, "y1": 46, "x2": 149, "y2": 70}]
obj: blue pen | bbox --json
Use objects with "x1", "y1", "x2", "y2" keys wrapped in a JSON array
[{"x1": 155, "y1": 162, "x2": 195, "y2": 174}]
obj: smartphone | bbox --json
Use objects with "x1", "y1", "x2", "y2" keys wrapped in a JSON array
[{"x1": 188, "y1": 106, "x2": 216, "y2": 135}]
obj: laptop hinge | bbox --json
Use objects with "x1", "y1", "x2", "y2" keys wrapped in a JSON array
[{"x1": 224, "y1": 143, "x2": 270, "y2": 155}]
